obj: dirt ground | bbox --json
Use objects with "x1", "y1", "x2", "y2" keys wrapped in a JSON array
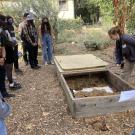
[{"x1": 6, "y1": 43, "x2": 135, "y2": 135}]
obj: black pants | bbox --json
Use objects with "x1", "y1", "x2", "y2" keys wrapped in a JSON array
[
  {"x1": 13, "y1": 45, "x2": 19, "y2": 69},
  {"x1": 26, "y1": 43, "x2": 38, "y2": 68},
  {"x1": 0, "y1": 66, "x2": 8, "y2": 96},
  {"x1": 5, "y1": 64, "x2": 13, "y2": 84},
  {"x1": 22, "y1": 41, "x2": 29, "y2": 63},
  {"x1": 33, "y1": 45, "x2": 38, "y2": 66}
]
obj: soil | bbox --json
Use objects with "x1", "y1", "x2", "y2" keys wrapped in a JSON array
[
  {"x1": 73, "y1": 90, "x2": 114, "y2": 98},
  {"x1": 66, "y1": 75, "x2": 116, "y2": 98},
  {"x1": 6, "y1": 43, "x2": 135, "y2": 135}
]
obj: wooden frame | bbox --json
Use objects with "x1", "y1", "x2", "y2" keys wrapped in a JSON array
[{"x1": 54, "y1": 58, "x2": 135, "y2": 118}]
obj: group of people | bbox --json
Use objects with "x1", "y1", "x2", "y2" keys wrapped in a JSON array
[
  {"x1": 0, "y1": 12, "x2": 54, "y2": 134},
  {"x1": 0, "y1": 10, "x2": 135, "y2": 134}
]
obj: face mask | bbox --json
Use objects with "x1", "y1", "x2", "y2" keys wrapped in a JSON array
[{"x1": 8, "y1": 19, "x2": 13, "y2": 24}]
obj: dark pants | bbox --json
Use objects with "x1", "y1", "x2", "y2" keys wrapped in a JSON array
[
  {"x1": 5, "y1": 64, "x2": 13, "y2": 84},
  {"x1": 0, "y1": 66, "x2": 8, "y2": 96},
  {"x1": 33, "y1": 45, "x2": 38, "y2": 66},
  {"x1": 26, "y1": 43, "x2": 38, "y2": 68},
  {"x1": 22, "y1": 41, "x2": 29, "y2": 63},
  {"x1": 13, "y1": 45, "x2": 19, "y2": 69}
]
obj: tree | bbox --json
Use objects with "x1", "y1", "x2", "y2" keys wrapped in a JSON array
[
  {"x1": 113, "y1": 0, "x2": 135, "y2": 33},
  {"x1": 74, "y1": 0, "x2": 113, "y2": 24}
]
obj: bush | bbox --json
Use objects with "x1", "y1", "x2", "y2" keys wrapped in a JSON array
[
  {"x1": 127, "y1": 7, "x2": 135, "y2": 34},
  {"x1": 57, "y1": 18, "x2": 83, "y2": 32},
  {"x1": 83, "y1": 30, "x2": 112, "y2": 50}
]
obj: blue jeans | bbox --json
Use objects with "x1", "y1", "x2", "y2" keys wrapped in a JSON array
[
  {"x1": 0, "y1": 119, "x2": 7, "y2": 135},
  {"x1": 42, "y1": 34, "x2": 53, "y2": 63}
]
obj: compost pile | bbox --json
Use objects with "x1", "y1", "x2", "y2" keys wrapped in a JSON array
[{"x1": 66, "y1": 75, "x2": 116, "y2": 98}]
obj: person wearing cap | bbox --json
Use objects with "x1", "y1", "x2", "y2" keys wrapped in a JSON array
[
  {"x1": 22, "y1": 14, "x2": 40, "y2": 69},
  {"x1": 18, "y1": 13, "x2": 29, "y2": 65}
]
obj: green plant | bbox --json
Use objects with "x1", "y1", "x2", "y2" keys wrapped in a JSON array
[
  {"x1": 127, "y1": 6, "x2": 135, "y2": 34},
  {"x1": 83, "y1": 31, "x2": 112, "y2": 50},
  {"x1": 57, "y1": 18, "x2": 83, "y2": 32}
]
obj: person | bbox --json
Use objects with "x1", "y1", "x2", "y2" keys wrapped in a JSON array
[
  {"x1": 0, "y1": 93, "x2": 12, "y2": 135},
  {"x1": 0, "y1": 17, "x2": 15, "y2": 98},
  {"x1": 22, "y1": 14, "x2": 40, "y2": 69},
  {"x1": 6, "y1": 16, "x2": 23, "y2": 74},
  {"x1": 108, "y1": 26, "x2": 135, "y2": 81},
  {"x1": 18, "y1": 13, "x2": 29, "y2": 65},
  {"x1": 41, "y1": 17, "x2": 54, "y2": 65},
  {"x1": 0, "y1": 14, "x2": 21, "y2": 90}
]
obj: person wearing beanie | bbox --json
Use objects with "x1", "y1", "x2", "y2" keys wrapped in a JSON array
[{"x1": 22, "y1": 14, "x2": 40, "y2": 69}]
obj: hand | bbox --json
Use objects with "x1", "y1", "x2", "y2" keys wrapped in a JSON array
[
  {"x1": 0, "y1": 58, "x2": 5, "y2": 66},
  {"x1": 33, "y1": 42, "x2": 38, "y2": 46}
]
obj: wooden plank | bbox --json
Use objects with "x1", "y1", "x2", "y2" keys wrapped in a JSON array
[
  {"x1": 56, "y1": 71, "x2": 76, "y2": 117},
  {"x1": 54, "y1": 54, "x2": 108, "y2": 71},
  {"x1": 54, "y1": 58, "x2": 107, "y2": 75},
  {"x1": 106, "y1": 71, "x2": 133, "y2": 91},
  {"x1": 75, "y1": 99, "x2": 135, "y2": 118}
]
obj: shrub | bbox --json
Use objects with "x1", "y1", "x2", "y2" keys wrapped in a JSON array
[
  {"x1": 57, "y1": 18, "x2": 83, "y2": 32},
  {"x1": 127, "y1": 7, "x2": 135, "y2": 34},
  {"x1": 83, "y1": 30, "x2": 112, "y2": 50}
]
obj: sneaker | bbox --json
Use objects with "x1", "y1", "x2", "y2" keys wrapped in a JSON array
[
  {"x1": 36, "y1": 65, "x2": 41, "y2": 68},
  {"x1": 44, "y1": 62, "x2": 48, "y2": 66},
  {"x1": 3, "y1": 93, "x2": 15, "y2": 98},
  {"x1": 9, "y1": 82, "x2": 22, "y2": 90},
  {"x1": 51, "y1": 61, "x2": 54, "y2": 65},
  {"x1": 15, "y1": 69, "x2": 23, "y2": 75}
]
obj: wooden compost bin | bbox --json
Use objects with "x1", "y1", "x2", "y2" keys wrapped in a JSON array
[{"x1": 54, "y1": 54, "x2": 135, "y2": 118}]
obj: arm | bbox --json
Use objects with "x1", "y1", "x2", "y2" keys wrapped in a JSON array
[
  {"x1": 115, "y1": 40, "x2": 124, "y2": 64},
  {"x1": 0, "y1": 47, "x2": 6, "y2": 66},
  {"x1": 122, "y1": 34, "x2": 135, "y2": 47}
]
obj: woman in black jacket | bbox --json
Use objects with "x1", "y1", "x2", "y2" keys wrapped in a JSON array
[
  {"x1": 6, "y1": 16, "x2": 22, "y2": 74},
  {"x1": 0, "y1": 14, "x2": 21, "y2": 90},
  {"x1": 108, "y1": 26, "x2": 135, "y2": 81}
]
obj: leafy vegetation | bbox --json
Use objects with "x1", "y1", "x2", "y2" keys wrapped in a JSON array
[{"x1": 57, "y1": 18, "x2": 83, "y2": 32}]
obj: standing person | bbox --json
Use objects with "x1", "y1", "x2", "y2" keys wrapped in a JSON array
[
  {"x1": 6, "y1": 16, "x2": 23, "y2": 74},
  {"x1": 108, "y1": 26, "x2": 135, "y2": 81},
  {"x1": 0, "y1": 18, "x2": 15, "y2": 97},
  {"x1": 22, "y1": 14, "x2": 40, "y2": 69},
  {"x1": 0, "y1": 15, "x2": 21, "y2": 90},
  {"x1": 18, "y1": 13, "x2": 29, "y2": 65},
  {"x1": 41, "y1": 17, "x2": 54, "y2": 65}
]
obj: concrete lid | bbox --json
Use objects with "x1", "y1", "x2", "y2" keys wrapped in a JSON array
[{"x1": 55, "y1": 54, "x2": 108, "y2": 71}]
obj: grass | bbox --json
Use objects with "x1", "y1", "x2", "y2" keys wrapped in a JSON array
[{"x1": 57, "y1": 26, "x2": 113, "y2": 50}]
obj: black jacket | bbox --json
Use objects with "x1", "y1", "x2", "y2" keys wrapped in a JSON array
[{"x1": 115, "y1": 34, "x2": 135, "y2": 63}]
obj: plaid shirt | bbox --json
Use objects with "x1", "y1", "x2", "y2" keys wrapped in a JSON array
[{"x1": 22, "y1": 24, "x2": 38, "y2": 45}]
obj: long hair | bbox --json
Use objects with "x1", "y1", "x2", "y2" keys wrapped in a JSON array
[
  {"x1": 108, "y1": 26, "x2": 123, "y2": 36},
  {"x1": 41, "y1": 17, "x2": 51, "y2": 36}
]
